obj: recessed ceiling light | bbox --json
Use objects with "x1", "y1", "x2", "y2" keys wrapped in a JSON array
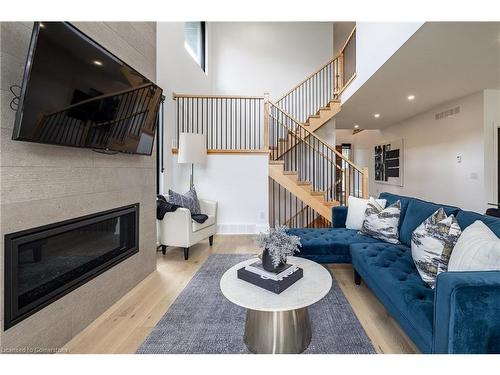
[
  {"x1": 93, "y1": 60, "x2": 103, "y2": 66},
  {"x1": 407, "y1": 95, "x2": 415, "y2": 101},
  {"x1": 354, "y1": 124, "x2": 359, "y2": 129},
  {"x1": 374, "y1": 113, "x2": 380, "y2": 118}
]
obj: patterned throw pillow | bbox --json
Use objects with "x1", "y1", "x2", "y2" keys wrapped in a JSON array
[
  {"x1": 359, "y1": 199, "x2": 401, "y2": 244},
  {"x1": 411, "y1": 208, "x2": 462, "y2": 288},
  {"x1": 168, "y1": 187, "x2": 201, "y2": 214},
  {"x1": 184, "y1": 187, "x2": 201, "y2": 214}
]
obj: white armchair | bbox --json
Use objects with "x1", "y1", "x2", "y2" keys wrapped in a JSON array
[{"x1": 157, "y1": 199, "x2": 217, "y2": 260}]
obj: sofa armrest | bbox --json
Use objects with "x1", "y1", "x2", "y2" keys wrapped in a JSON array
[
  {"x1": 199, "y1": 199, "x2": 217, "y2": 217},
  {"x1": 433, "y1": 271, "x2": 500, "y2": 353},
  {"x1": 332, "y1": 206, "x2": 347, "y2": 228},
  {"x1": 157, "y1": 208, "x2": 191, "y2": 247}
]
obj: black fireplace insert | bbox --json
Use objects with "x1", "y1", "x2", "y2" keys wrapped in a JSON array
[{"x1": 4, "y1": 203, "x2": 139, "y2": 329}]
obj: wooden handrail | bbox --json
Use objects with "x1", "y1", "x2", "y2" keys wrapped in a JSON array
[
  {"x1": 269, "y1": 101, "x2": 363, "y2": 173},
  {"x1": 276, "y1": 57, "x2": 337, "y2": 103},
  {"x1": 268, "y1": 113, "x2": 343, "y2": 171},
  {"x1": 276, "y1": 26, "x2": 356, "y2": 103},
  {"x1": 337, "y1": 73, "x2": 357, "y2": 96},
  {"x1": 172, "y1": 148, "x2": 269, "y2": 155},
  {"x1": 173, "y1": 93, "x2": 264, "y2": 100},
  {"x1": 339, "y1": 26, "x2": 356, "y2": 57},
  {"x1": 44, "y1": 83, "x2": 154, "y2": 118}
]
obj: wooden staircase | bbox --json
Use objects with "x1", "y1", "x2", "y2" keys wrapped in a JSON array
[
  {"x1": 172, "y1": 27, "x2": 360, "y2": 228},
  {"x1": 267, "y1": 101, "x2": 366, "y2": 225},
  {"x1": 304, "y1": 99, "x2": 341, "y2": 131},
  {"x1": 269, "y1": 160, "x2": 339, "y2": 221},
  {"x1": 266, "y1": 29, "x2": 362, "y2": 226}
]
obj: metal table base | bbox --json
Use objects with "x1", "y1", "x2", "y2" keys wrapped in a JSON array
[{"x1": 244, "y1": 307, "x2": 312, "y2": 354}]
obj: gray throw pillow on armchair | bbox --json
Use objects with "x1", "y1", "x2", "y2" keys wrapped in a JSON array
[{"x1": 168, "y1": 187, "x2": 201, "y2": 214}]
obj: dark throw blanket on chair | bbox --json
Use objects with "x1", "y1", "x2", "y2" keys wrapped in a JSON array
[{"x1": 157, "y1": 195, "x2": 208, "y2": 224}]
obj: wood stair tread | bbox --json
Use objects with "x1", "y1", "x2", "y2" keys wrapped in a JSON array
[
  {"x1": 325, "y1": 200, "x2": 340, "y2": 206},
  {"x1": 269, "y1": 160, "x2": 284, "y2": 165},
  {"x1": 283, "y1": 170, "x2": 297, "y2": 175},
  {"x1": 268, "y1": 165, "x2": 332, "y2": 223},
  {"x1": 310, "y1": 191, "x2": 325, "y2": 196}
]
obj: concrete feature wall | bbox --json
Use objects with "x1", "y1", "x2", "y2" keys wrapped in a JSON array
[
  {"x1": 0, "y1": 22, "x2": 157, "y2": 351},
  {"x1": 346, "y1": 91, "x2": 491, "y2": 213}
]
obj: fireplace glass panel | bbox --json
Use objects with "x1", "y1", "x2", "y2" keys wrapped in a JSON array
[{"x1": 4, "y1": 204, "x2": 138, "y2": 329}]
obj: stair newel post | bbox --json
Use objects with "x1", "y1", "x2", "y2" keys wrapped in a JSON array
[
  {"x1": 263, "y1": 93, "x2": 270, "y2": 154},
  {"x1": 362, "y1": 167, "x2": 369, "y2": 199}
]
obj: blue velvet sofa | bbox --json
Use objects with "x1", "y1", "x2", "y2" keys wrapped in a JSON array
[{"x1": 288, "y1": 192, "x2": 500, "y2": 354}]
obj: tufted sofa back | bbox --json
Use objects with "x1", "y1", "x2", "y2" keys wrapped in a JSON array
[
  {"x1": 378, "y1": 192, "x2": 461, "y2": 246},
  {"x1": 456, "y1": 210, "x2": 500, "y2": 237}
]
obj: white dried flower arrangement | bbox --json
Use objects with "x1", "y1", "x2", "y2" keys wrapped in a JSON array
[{"x1": 256, "y1": 225, "x2": 301, "y2": 267}]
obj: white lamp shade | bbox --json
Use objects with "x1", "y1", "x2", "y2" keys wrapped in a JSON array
[{"x1": 178, "y1": 133, "x2": 207, "y2": 164}]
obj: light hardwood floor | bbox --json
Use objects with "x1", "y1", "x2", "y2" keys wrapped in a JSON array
[{"x1": 62, "y1": 235, "x2": 419, "y2": 354}]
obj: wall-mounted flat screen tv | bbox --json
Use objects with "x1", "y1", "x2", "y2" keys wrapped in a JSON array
[{"x1": 12, "y1": 22, "x2": 163, "y2": 155}]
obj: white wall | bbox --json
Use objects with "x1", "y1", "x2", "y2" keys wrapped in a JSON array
[
  {"x1": 334, "y1": 22, "x2": 355, "y2": 56},
  {"x1": 210, "y1": 22, "x2": 333, "y2": 100},
  {"x1": 341, "y1": 22, "x2": 424, "y2": 103},
  {"x1": 349, "y1": 91, "x2": 488, "y2": 212},
  {"x1": 157, "y1": 22, "x2": 333, "y2": 233},
  {"x1": 157, "y1": 22, "x2": 212, "y2": 194},
  {"x1": 171, "y1": 154, "x2": 269, "y2": 233}
]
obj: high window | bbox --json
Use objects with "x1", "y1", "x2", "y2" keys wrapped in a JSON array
[{"x1": 184, "y1": 22, "x2": 206, "y2": 72}]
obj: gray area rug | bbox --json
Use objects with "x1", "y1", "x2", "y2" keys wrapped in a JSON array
[{"x1": 137, "y1": 254, "x2": 375, "y2": 354}]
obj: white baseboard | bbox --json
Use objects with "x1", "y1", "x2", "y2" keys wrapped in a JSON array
[{"x1": 217, "y1": 223, "x2": 269, "y2": 234}]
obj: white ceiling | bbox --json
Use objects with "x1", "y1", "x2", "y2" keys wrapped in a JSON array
[{"x1": 335, "y1": 22, "x2": 500, "y2": 129}]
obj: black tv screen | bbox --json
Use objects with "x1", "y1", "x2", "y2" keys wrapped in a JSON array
[{"x1": 12, "y1": 22, "x2": 162, "y2": 155}]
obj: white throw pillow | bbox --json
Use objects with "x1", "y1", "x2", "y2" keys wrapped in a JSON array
[
  {"x1": 345, "y1": 196, "x2": 387, "y2": 230},
  {"x1": 448, "y1": 220, "x2": 500, "y2": 271},
  {"x1": 411, "y1": 208, "x2": 462, "y2": 288}
]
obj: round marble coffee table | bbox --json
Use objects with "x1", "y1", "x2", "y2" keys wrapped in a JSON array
[{"x1": 220, "y1": 256, "x2": 332, "y2": 354}]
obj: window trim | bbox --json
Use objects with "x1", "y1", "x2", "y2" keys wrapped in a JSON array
[{"x1": 184, "y1": 22, "x2": 206, "y2": 73}]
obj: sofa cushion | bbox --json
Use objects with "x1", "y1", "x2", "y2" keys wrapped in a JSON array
[
  {"x1": 378, "y1": 193, "x2": 413, "y2": 229},
  {"x1": 332, "y1": 206, "x2": 348, "y2": 228},
  {"x1": 350, "y1": 242, "x2": 434, "y2": 353},
  {"x1": 400, "y1": 199, "x2": 460, "y2": 246},
  {"x1": 192, "y1": 214, "x2": 215, "y2": 232},
  {"x1": 288, "y1": 228, "x2": 380, "y2": 264},
  {"x1": 456, "y1": 210, "x2": 500, "y2": 237}
]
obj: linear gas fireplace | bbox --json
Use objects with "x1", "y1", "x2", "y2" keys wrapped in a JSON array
[{"x1": 4, "y1": 204, "x2": 139, "y2": 329}]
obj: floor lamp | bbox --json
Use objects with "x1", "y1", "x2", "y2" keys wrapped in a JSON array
[{"x1": 178, "y1": 133, "x2": 207, "y2": 189}]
